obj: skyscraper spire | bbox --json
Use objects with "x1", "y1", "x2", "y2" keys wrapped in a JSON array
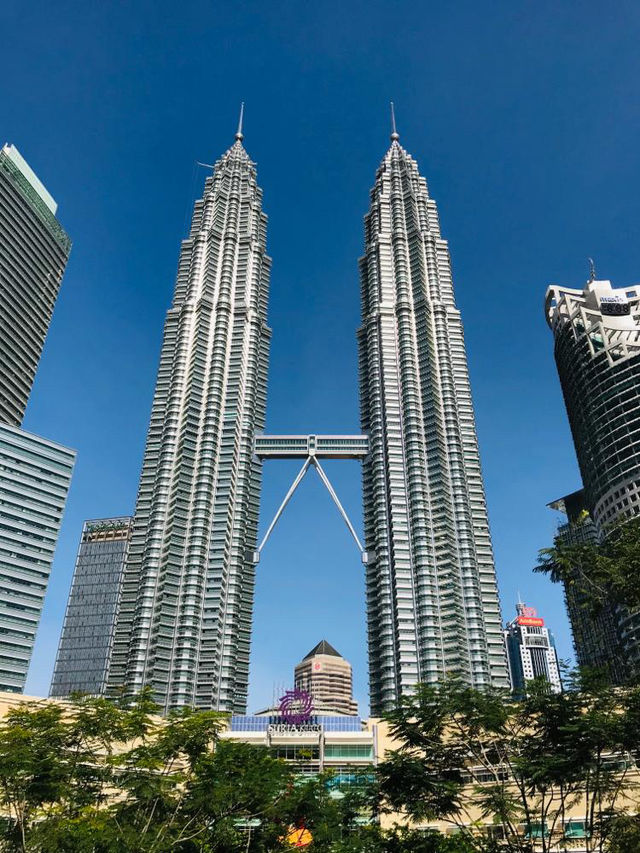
[
  {"x1": 235, "y1": 101, "x2": 245, "y2": 141},
  {"x1": 390, "y1": 101, "x2": 399, "y2": 142}
]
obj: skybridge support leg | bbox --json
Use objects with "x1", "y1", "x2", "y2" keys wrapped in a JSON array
[
  {"x1": 254, "y1": 457, "x2": 312, "y2": 561},
  {"x1": 252, "y1": 454, "x2": 366, "y2": 564},
  {"x1": 311, "y1": 458, "x2": 364, "y2": 554}
]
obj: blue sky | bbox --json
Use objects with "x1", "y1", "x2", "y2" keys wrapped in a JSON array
[{"x1": 3, "y1": 0, "x2": 640, "y2": 713}]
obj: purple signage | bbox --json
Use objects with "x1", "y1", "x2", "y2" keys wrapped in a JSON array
[{"x1": 278, "y1": 688, "x2": 314, "y2": 725}]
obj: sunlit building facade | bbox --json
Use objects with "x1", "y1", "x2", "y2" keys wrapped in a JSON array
[
  {"x1": 107, "y1": 124, "x2": 271, "y2": 713},
  {"x1": 0, "y1": 143, "x2": 71, "y2": 428},
  {"x1": 51, "y1": 518, "x2": 132, "y2": 697},
  {"x1": 546, "y1": 276, "x2": 640, "y2": 678},
  {"x1": 358, "y1": 126, "x2": 509, "y2": 712},
  {"x1": 504, "y1": 600, "x2": 562, "y2": 694},
  {"x1": 294, "y1": 640, "x2": 358, "y2": 716},
  {"x1": 0, "y1": 423, "x2": 75, "y2": 692}
]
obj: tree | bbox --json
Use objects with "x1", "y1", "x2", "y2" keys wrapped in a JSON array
[
  {"x1": 378, "y1": 673, "x2": 640, "y2": 853},
  {"x1": 0, "y1": 692, "x2": 392, "y2": 852},
  {"x1": 535, "y1": 514, "x2": 640, "y2": 618}
]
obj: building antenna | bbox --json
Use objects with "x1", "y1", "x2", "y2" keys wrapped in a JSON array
[
  {"x1": 235, "y1": 102, "x2": 245, "y2": 141},
  {"x1": 588, "y1": 257, "x2": 596, "y2": 283},
  {"x1": 390, "y1": 101, "x2": 399, "y2": 142}
]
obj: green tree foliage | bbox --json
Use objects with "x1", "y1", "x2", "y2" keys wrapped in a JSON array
[
  {"x1": 535, "y1": 515, "x2": 640, "y2": 616},
  {"x1": 378, "y1": 674, "x2": 640, "y2": 853},
  {"x1": 0, "y1": 692, "x2": 412, "y2": 852}
]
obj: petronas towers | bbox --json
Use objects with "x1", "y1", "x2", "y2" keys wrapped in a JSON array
[
  {"x1": 106, "y1": 112, "x2": 508, "y2": 714},
  {"x1": 108, "y1": 122, "x2": 271, "y2": 712},
  {"x1": 359, "y1": 130, "x2": 508, "y2": 709}
]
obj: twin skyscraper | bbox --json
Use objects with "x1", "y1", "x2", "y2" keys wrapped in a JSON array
[{"x1": 54, "y1": 112, "x2": 510, "y2": 713}]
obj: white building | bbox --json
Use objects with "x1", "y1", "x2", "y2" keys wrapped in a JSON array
[
  {"x1": 107, "y1": 116, "x2": 271, "y2": 713},
  {"x1": 504, "y1": 601, "x2": 562, "y2": 694},
  {"x1": 358, "y1": 117, "x2": 509, "y2": 712},
  {"x1": 0, "y1": 423, "x2": 75, "y2": 692}
]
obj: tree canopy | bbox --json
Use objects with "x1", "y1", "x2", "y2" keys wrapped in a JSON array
[
  {"x1": 378, "y1": 673, "x2": 640, "y2": 853},
  {"x1": 0, "y1": 679, "x2": 639, "y2": 851},
  {"x1": 535, "y1": 515, "x2": 640, "y2": 617}
]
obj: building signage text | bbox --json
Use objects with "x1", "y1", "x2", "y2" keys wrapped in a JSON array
[{"x1": 267, "y1": 723, "x2": 322, "y2": 735}]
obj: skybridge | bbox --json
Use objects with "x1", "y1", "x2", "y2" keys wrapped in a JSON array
[{"x1": 253, "y1": 434, "x2": 370, "y2": 564}]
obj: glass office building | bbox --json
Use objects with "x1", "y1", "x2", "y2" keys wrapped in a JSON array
[
  {"x1": 546, "y1": 276, "x2": 640, "y2": 677},
  {"x1": 0, "y1": 423, "x2": 75, "y2": 692},
  {"x1": 0, "y1": 143, "x2": 71, "y2": 428},
  {"x1": 50, "y1": 518, "x2": 132, "y2": 697},
  {"x1": 358, "y1": 125, "x2": 509, "y2": 712}
]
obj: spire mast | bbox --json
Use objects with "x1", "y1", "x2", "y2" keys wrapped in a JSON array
[
  {"x1": 235, "y1": 102, "x2": 245, "y2": 142},
  {"x1": 390, "y1": 101, "x2": 399, "y2": 142}
]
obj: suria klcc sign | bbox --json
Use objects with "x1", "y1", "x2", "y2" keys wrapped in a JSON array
[{"x1": 267, "y1": 689, "x2": 321, "y2": 734}]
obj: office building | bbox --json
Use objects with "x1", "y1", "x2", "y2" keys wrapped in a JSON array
[
  {"x1": 294, "y1": 640, "x2": 358, "y2": 716},
  {"x1": 546, "y1": 274, "x2": 640, "y2": 676},
  {"x1": 546, "y1": 276, "x2": 640, "y2": 529},
  {"x1": 107, "y1": 117, "x2": 271, "y2": 713},
  {"x1": 0, "y1": 143, "x2": 71, "y2": 427},
  {"x1": 504, "y1": 600, "x2": 562, "y2": 693},
  {"x1": 357, "y1": 118, "x2": 509, "y2": 712},
  {"x1": 548, "y1": 491, "x2": 627, "y2": 683},
  {"x1": 50, "y1": 518, "x2": 132, "y2": 697},
  {"x1": 0, "y1": 423, "x2": 75, "y2": 692}
]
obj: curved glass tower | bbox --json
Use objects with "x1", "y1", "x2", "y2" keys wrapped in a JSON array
[
  {"x1": 546, "y1": 278, "x2": 640, "y2": 529},
  {"x1": 108, "y1": 125, "x2": 271, "y2": 713},
  {"x1": 546, "y1": 276, "x2": 640, "y2": 675},
  {"x1": 358, "y1": 127, "x2": 509, "y2": 713}
]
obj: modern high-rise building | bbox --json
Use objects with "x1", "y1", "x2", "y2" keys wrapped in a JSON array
[
  {"x1": 358, "y1": 122, "x2": 509, "y2": 712},
  {"x1": 50, "y1": 518, "x2": 132, "y2": 697},
  {"x1": 107, "y1": 119, "x2": 271, "y2": 713},
  {"x1": 0, "y1": 423, "x2": 75, "y2": 692},
  {"x1": 294, "y1": 640, "x2": 358, "y2": 716},
  {"x1": 0, "y1": 143, "x2": 74, "y2": 693},
  {"x1": 504, "y1": 600, "x2": 562, "y2": 694},
  {"x1": 548, "y1": 490, "x2": 627, "y2": 683},
  {"x1": 0, "y1": 143, "x2": 71, "y2": 428},
  {"x1": 546, "y1": 276, "x2": 640, "y2": 530},
  {"x1": 546, "y1": 275, "x2": 640, "y2": 677}
]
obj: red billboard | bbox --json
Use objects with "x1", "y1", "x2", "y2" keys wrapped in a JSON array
[{"x1": 517, "y1": 616, "x2": 545, "y2": 627}]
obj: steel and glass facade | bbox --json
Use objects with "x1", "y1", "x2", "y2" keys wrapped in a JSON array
[
  {"x1": 0, "y1": 423, "x2": 75, "y2": 692},
  {"x1": 504, "y1": 601, "x2": 562, "y2": 694},
  {"x1": 50, "y1": 517, "x2": 132, "y2": 697},
  {"x1": 548, "y1": 490, "x2": 627, "y2": 683},
  {"x1": 546, "y1": 279, "x2": 640, "y2": 530},
  {"x1": 546, "y1": 278, "x2": 640, "y2": 677},
  {"x1": 0, "y1": 144, "x2": 70, "y2": 428},
  {"x1": 358, "y1": 133, "x2": 509, "y2": 713},
  {"x1": 107, "y1": 131, "x2": 271, "y2": 713}
]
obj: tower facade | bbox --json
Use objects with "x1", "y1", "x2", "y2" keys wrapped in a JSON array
[
  {"x1": 51, "y1": 518, "x2": 132, "y2": 697},
  {"x1": 358, "y1": 128, "x2": 509, "y2": 713},
  {"x1": 548, "y1": 490, "x2": 626, "y2": 683},
  {"x1": 107, "y1": 126, "x2": 271, "y2": 713},
  {"x1": 504, "y1": 601, "x2": 562, "y2": 694},
  {"x1": 0, "y1": 144, "x2": 71, "y2": 427},
  {"x1": 546, "y1": 276, "x2": 640, "y2": 676},
  {"x1": 0, "y1": 423, "x2": 75, "y2": 692},
  {"x1": 295, "y1": 640, "x2": 358, "y2": 716}
]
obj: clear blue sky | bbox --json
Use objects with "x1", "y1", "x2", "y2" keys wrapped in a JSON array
[{"x1": 3, "y1": 0, "x2": 640, "y2": 713}]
